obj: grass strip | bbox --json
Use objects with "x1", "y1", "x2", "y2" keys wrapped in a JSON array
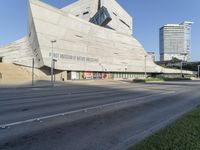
[
  {"x1": 129, "y1": 106, "x2": 200, "y2": 150},
  {"x1": 133, "y1": 77, "x2": 191, "y2": 83}
]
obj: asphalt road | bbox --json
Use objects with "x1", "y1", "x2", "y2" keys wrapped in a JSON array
[{"x1": 0, "y1": 80, "x2": 200, "y2": 150}]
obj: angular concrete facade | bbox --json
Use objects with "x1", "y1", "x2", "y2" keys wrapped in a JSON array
[{"x1": 0, "y1": 0, "x2": 193, "y2": 80}]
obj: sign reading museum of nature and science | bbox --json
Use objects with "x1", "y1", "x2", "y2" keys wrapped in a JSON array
[{"x1": 49, "y1": 53, "x2": 99, "y2": 63}]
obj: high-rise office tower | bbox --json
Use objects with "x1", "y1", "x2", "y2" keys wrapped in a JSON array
[{"x1": 159, "y1": 21, "x2": 193, "y2": 61}]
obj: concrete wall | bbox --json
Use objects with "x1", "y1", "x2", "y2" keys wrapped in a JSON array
[
  {"x1": 62, "y1": 0, "x2": 132, "y2": 35},
  {"x1": 27, "y1": 2, "x2": 44, "y2": 68},
  {"x1": 0, "y1": 2, "x2": 44, "y2": 69},
  {"x1": 62, "y1": 0, "x2": 99, "y2": 22},
  {"x1": 0, "y1": 37, "x2": 35, "y2": 66},
  {"x1": 29, "y1": 0, "x2": 160, "y2": 73},
  {"x1": 101, "y1": 0, "x2": 132, "y2": 35}
]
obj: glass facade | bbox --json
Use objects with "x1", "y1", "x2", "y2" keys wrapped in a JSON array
[
  {"x1": 89, "y1": 6, "x2": 112, "y2": 27},
  {"x1": 159, "y1": 21, "x2": 193, "y2": 61},
  {"x1": 183, "y1": 22, "x2": 193, "y2": 59}
]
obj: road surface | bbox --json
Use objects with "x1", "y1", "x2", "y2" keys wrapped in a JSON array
[{"x1": 0, "y1": 80, "x2": 200, "y2": 150}]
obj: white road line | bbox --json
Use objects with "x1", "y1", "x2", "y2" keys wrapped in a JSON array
[{"x1": 0, "y1": 91, "x2": 176, "y2": 129}]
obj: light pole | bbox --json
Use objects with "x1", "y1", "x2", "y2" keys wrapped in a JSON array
[
  {"x1": 53, "y1": 59, "x2": 57, "y2": 82},
  {"x1": 198, "y1": 65, "x2": 200, "y2": 79},
  {"x1": 51, "y1": 40, "x2": 56, "y2": 87},
  {"x1": 180, "y1": 53, "x2": 187, "y2": 78},
  {"x1": 180, "y1": 61, "x2": 183, "y2": 78},
  {"x1": 144, "y1": 54, "x2": 147, "y2": 79},
  {"x1": 125, "y1": 67, "x2": 127, "y2": 79},
  {"x1": 32, "y1": 58, "x2": 35, "y2": 86}
]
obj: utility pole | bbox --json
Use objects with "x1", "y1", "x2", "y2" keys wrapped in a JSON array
[
  {"x1": 51, "y1": 40, "x2": 56, "y2": 87},
  {"x1": 144, "y1": 54, "x2": 147, "y2": 79},
  {"x1": 32, "y1": 58, "x2": 34, "y2": 86},
  {"x1": 125, "y1": 67, "x2": 127, "y2": 79},
  {"x1": 180, "y1": 53, "x2": 187, "y2": 78},
  {"x1": 181, "y1": 61, "x2": 183, "y2": 78}
]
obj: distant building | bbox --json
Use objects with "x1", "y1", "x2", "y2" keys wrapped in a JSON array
[
  {"x1": 147, "y1": 52, "x2": 156, "y2": 62},
  {"x1": 156, "y1": 58, "x2": 182, "y2": 68},
  {"x1": 159, "y1": 21, "x2": 193, "y2": 61}
]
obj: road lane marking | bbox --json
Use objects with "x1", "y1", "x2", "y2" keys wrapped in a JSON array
[{"x1": 0, "y1": 91, "x2": 176, "y2": 129}]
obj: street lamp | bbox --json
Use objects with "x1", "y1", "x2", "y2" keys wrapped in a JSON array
[
  {"x1": 180, "y1": 53, "x2": 187, "y2": 78},
  {"x1": 198, "y1": 65, "x2": 200, "y2": 79},
  {"x1": 53, "y1": 59, "x2": 57, "y2": 82},
  {"x1": 32, "y1": 58, "x2": 34, "y2": 86},
  {"x1": 144, "y1": 54, "x2": 147, "y2": 79},
  {"x1": 125, "y1": 67, "x2": 127, "y2": 79},
  {"x1": 51, "y1": 40, "x2": 56, "y2": 87}
]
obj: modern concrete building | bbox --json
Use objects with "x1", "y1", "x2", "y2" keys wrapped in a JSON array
[
  {"x1": 0, "y1": 0, "x2": 193, "y2": 81},
  {"x1": 160, "y1": 21, "x2": 193, "y2": 61}
]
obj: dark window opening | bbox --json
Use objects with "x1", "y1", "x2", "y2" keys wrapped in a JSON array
[
  {"x1": 119, "y1": 19, "x2": 130, "y2": 28},
  {"x1": 0, "y1": 57, "x2": 2, "y2": 63},
  {"x1": 29, "y1": 32, "x2": 31, "y2": 37},
  {"x1": 113, "y1": 12, "x2": 117, "y2": 16},
  {"x1": 75, "y1": 35, "x2": 83, "y2": 38},
  {"x1": 105, "y1": 25, "x2": 115, "y2": 30},
  {"x1": 83, "y1": 11, "x2": 89, "y2": 15}
]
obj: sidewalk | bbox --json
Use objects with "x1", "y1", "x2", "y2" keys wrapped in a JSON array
[
  {"x1": 0, "y1": 79, "x2": 129, "y2": 89},
  {"x1": 0, "y1": 80, "x2": 52, "y2": 89}
]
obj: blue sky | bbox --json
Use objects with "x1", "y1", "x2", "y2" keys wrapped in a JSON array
[{"x1": 0, "y1": 0, "x2": 199, "y2": 61}]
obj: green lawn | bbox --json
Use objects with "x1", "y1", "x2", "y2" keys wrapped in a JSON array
[
  {"x1": 133, "y1": 77, "x2": 191, "y2": 83},
  {"x1": 129, "y1": 106, "x2": 200, "y2": 150}
]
